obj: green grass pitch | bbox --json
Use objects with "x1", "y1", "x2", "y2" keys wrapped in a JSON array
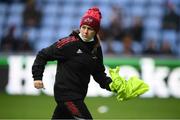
[{"x1": 0, "y1": 93, "x2": 180, "y2": 119}]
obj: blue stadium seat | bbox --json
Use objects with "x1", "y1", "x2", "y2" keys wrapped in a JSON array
[
  {"x1": 61, "y1": 3, "x2": 76, "y2": 16},
  {"x1": 41, "y1": 15, "x2": 58, "y2": 28},
  {"x1": 0, "y1": 4, "x2": 8, "y2": 29},
  {"x1": 109, "y1": 0, "x2": 130, "y2": 7},
  {"x1": 149, "y1": 0, "x2": 165, "y2": 5},
  {"x1": 25, "y1": 28, "x2": 39, "y2": 43},
  {"x1": 132, "y1": 0, "x2": 148, "y2": 6},
  {"x1": 39, "y1": 27, "x2": 54, "y2": 40},
  {"x1": 0, "y1": 4, "x2": 8, "y2": 15},
  {"x1": 161, "y1": 30, "x2": 178, "y2": 48},
  {"x1": 143, "y1": 17, "x2": 162, "y2": 30},
  {"x1": 55, "y1": 27, "x2": 71, "y2": 39},
  {"x1": 111, "y1": 41, "x2": 123, "y2": 54},
  {"x1": 143, "y1": 29, "x2": 161, "y2": 49},
  {"x1": 6, "y1": 14, "x2": 22, "y2": 27},
  {"x1": 35, "y1": 27, "x2": 55, "y2": 51},
  {"x1": 99, "y1": 5, "x2": 111, "y2": 27},
  {"x1": 8, "y1": 3, "x2": 24, "y2": 15},
  {"x1": 58, "y1": 15, "x2": 74, "y2": 28},
  {"x1": 43, "y1": 0, "x2": 60, "y2": 5},
  {"x1": 0, "y1": 13, "x2": 6, "y2": 27},
  {"x1": 147, "y1": 5, "x2": 165, "y2": 18},
  {"x1": 132, "y1": 41, "x2": 143, "y2": 54},
  {"x1": 143, "y1": 29, "x2": 161, "y2": 40},
  {"x1": 43, "y1": 3, "x2": 59, "y2": 16},
  {"x1": 65, "y1": 0, "x2": 79, "y2": 5},
  {"x1": 131, "y1": 5, "x2": 146, "y2": 17},
  {"x1": 161, "y1": 30, "x2": 178, "y2": 54}
]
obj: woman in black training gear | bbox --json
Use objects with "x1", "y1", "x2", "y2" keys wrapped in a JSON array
[{"x1": 32, "y1": 7, "x2": 112, "y2": 119}]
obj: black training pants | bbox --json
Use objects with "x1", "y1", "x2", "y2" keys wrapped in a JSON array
[{"x1": 52, "y1": 100, "x2": 92, "y2": 119}]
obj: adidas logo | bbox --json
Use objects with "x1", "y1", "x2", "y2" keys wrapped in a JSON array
[
  {"x1": 76, "y1": 49, "x2": 83, "y2": 54},
  {"x1": 92, "y1": 56, "x2": 97, "y2": 59}
]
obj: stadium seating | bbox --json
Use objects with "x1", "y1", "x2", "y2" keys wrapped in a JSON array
[{"x1": 0, "y1": 0, "x2": 179, "y2": 56}]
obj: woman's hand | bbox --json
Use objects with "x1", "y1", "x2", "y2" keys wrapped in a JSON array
[{"x1": 34, "y1": 80, "x2": 44, "y2": 89}]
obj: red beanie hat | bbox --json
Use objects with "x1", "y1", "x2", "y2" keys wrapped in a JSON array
[{"x1": 80, "y1": 7, "x2": 102, "y2": 32}]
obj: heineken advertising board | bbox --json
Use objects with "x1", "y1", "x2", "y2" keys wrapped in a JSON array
[{"x1": 0, "y1": 55, "x2": 180, "y2": 98}]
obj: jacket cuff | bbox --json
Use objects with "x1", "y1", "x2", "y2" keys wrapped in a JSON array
[{"x1": 33, "y1": 77, "x2": 42, "y2": 81}]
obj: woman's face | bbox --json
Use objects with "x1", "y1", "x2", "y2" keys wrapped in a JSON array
[{"x1": 80, "y1": 25, "x2": 96, "y2": 41}]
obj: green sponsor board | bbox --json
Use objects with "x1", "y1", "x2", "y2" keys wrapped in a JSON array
[
  {"x1": 1, "y1": 56, "x2": 180, "y2": 67},
  {"x1": 0, "y1": 55, "x2": 180, "y2": 98},
  {"x1": 104, "y1": 57, "x2": 180, "y2": 68}
]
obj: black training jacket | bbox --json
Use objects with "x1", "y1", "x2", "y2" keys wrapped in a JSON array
[{"x1": 32, "y1": 30, "x2": 112, "y2": 102}]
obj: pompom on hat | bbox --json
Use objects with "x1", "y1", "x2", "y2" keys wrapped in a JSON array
[{"x1": 80, "y1": 7, "x2": 102, "y2": 32}]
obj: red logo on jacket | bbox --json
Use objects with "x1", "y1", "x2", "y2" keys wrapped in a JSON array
[{"x1": 56, "y1": 36, "x2": 78, "y2": 48}]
